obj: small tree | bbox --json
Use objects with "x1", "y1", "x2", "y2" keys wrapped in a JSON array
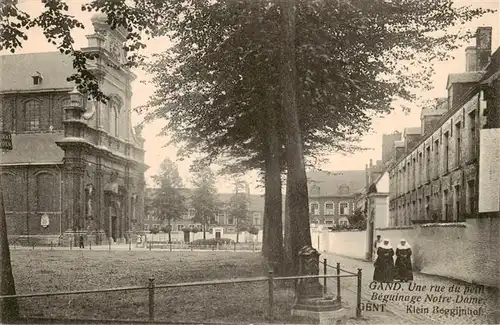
[
  {"x1": 228, "y1": 191, "x2": 250, "y2": 243},
  {"x1": 191, "y1": 164, "x2": 218, "y2": 239},
  {"x1": 150, "y1": 158, "x2": 186, "y2": 243},
  {"x1": 348, "y1": 208, "x2": 367, "y2": 230}
]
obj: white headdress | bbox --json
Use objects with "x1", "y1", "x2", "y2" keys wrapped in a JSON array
[
  {"x1": 379, "y1": 238, "x2": 392, "y2": 249},
  {"x1": 397, "y1": 238, "x2": 411, "y2": 250}
]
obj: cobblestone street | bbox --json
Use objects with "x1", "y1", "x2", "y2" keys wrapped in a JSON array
[{"x1": 323, "y1": 253, "x2": 499, "y2": 324}]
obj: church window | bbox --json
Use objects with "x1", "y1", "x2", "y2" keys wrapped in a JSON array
[{"x1": 24, "y1": 100, "x2": 41, "y2": 131}]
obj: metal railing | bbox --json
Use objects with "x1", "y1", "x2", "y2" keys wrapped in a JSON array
[
  {"x1": 0, "y1": 259, "x2": 362, "y2": 323},
  {"x1": 10, "y1": 240, "x2": 262, "y2": 253}
]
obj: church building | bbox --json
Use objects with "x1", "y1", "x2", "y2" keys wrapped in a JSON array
[{"x1": 0, "y1": 14, "x2": 147, "y2": 245}]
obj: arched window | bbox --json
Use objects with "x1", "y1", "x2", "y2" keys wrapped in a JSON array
[
  {"x1": 24, "y1": 100, "x2": 41, "y2": 131},
  {"x1": 108, "y1": 96, "x2": 121, "y2": 137},
  {"x1": 311, "y1": 185, "x2": 320, "y2": 196},
  {"x1": 36, "y1": 172, "x2": 57, "y2": 212},
  {"x1": 339, "y1": 184, "x2": 350, "y2": 195}
]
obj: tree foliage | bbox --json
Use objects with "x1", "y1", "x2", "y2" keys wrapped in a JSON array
[
  {"x1": 190, "y1": 164, "x2": 218, "y2": 239},
  {"x1": 348, "y1": 208, "x2": 367, "y2": 230},
  {"x1": 150, "y1": 158, "x2": 185, "y2": 225}
]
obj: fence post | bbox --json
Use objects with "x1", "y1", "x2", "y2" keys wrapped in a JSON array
[
  {"x1": 323, "y1": 258, "x2": 327, "y2": 295},
  {"x1": 149, "y1": 241, "x2": 152, "y2": 251},
  {"x1": 148, "y1": 277, "x2": 155, "y2": 322},
  {"x1": 70, "y1": 240, "x2": 72, "y2": 250},
  {"x1": 253, "y1": 242, "x2": 255, "y2": 252},
  {"x1": 190, "y1": 243, "x2": 193, "y2": 251},
  {"x1": 217, "y1": 242, "x2": 219, "y2": 250},
  {"x1": 233, "y1": 242, "x2": 236, "y2": 252},
  {"x1": 170, "y1": 243, "x2": 172, "y2": 252},
  {"x1": 336, "y1": 262, "x2": 341, "y2": 303},
  {"x1": 50, "y1": 241, "x2": 53, "y2": 250},
  {"x1": 267, "y1": 270, "x2": 274, "y2": 321},
  {"x1": 108, "y1": 240, "x2": 111, "y2": 251},
  {"x1": 32, "y1": 242, "x2": 35, "y2": 250},
  {"x1": 356, "y1": 268, "x2": 362, "y2": 318},
  {"x1": 129, "y1": 239, "x2": 131, "y2": 251},
  {"x1": 89, "y1": 241, "x2": 91, "y2": 250}
]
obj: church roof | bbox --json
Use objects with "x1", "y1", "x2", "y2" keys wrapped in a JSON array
[
  {"x1": 307, "y1": 170, "x2": 366, "y2": 196},
  {"x1": 0, "y1": 52, "x2": 74, "y2": 92},
  {"x1": 0, "y1": 132, "x2": 64, "y2": 164}
]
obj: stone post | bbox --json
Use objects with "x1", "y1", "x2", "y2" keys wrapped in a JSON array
[{"x1": 291, "y1": 245, "x2": 345, "y2": 324}]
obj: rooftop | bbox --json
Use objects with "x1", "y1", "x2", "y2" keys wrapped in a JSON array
[
  {"x1": 0, "y1": 132, "x2": 65, "y2": 164},
  {"x1": 0, "y1": 52, "x2": 74, "y2": 92},
  {"x1": 306, "y1": 170, "x2": 366, "y2": 196}
]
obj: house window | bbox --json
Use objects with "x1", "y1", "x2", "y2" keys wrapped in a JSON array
[
  {"x1": 455, "y1": 122, "x2": 461, "y2": 166},
  {"x1": 425, "y1": 196, "x2": 430, "y2": 220},
  {"x1": 339, "y1": 217, "x2": 348, "y2": 226},
  {"x1": 434, "y1": 139, "x2": 440, "y2": 179},
  {"x1": 227, "y1": 216, "x2": 235, "y2": 225},
  {"x1": 32, "y1": 75, "x2": 43, "y2": 85},
  {"x1": 412, "y1": 157, "x2": 416, "y2": 189},
  {"x1": 144, "y1": 224, "x2": 150, "y2": 231},
  {"x1": 418, "y1": 152, "x2": 423, "y2": 185},
  {"x1": 443, "y1": 189, "x2": 449, "y2": 222},
  {"x1": 188, "y1": 208, "x2": 196, "y2": 218},
  {"x1": 177, "y1": 225, "x2": 183, "y2": 231},
  {"x1": 426, "y1": 146, "x2": 431, "y2": 181},
  {"x1": 325, "y1": 220, "x2": 334, "y2": 225},
  {"x1": 324, "y1": 202, "x2": 334, "y2": 215},
  {"x1": 310, "y1": 202, "x2": 320, "y2": 215},
  {"x1": 152, "y1": 224, "x2": 160, "y2": 229},
  {"x1": 468, "y1": 111, "x2": 477, "y2": 159},
  {"x1": 467, "y1": 180, "x2": 475, "y2": 214},
  {"x1": 443, "y1": 131, "x2": 449, "y2": 174},
  {"x1": 454, "y1": 185, "x2": 461, "y2": 221},
  {"x1": 339, "y1": 202, "x2": 349, "y2": 215},
  {"x1": 24, "y1": 100, "x2": 41, "y2": 131}
]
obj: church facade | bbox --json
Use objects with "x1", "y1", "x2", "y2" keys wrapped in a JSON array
[{"x1": 0, "y1": 14, "x2": 147, "y2": 245}]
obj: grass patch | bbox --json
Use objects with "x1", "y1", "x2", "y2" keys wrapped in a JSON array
[{"x1": 10, "y1": 250, "x2": 295, "y2": 323}]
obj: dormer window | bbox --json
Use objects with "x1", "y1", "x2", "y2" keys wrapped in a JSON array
[{"x1": 32, "y1": 72, "x2": 43, "y2": 85}]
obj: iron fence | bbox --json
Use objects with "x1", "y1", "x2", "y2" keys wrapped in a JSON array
[
  {"x1": 9, "y1": 240, "x2": 262, "y2": 252},
  {"x1": 0, "y1": 259, "x2": 361, "y2": 324}
]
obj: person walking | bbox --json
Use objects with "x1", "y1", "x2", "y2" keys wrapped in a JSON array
[
  {"x1": 79, "y1": 235, "x2": 85, "y2": 249},
  {"x1": 395, "y1": 239, "x2": 413, "y2": 282},
  {"x1": 373, "y1": 235, "x2": 382, "y2": 261},
  {"x1": 373, "y1": 238, "x2": 395, "y2": 282}
]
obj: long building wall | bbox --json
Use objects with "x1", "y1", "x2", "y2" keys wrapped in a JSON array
[
  {"x1": 388, "y1": 93, "x2": 484, "y2": 226},
  {"x1": 313, "y1": 217, "x2": 499, "y2": 288}
]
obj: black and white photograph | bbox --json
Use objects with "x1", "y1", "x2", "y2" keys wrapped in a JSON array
[{"x1": 0, "y1": 0, "x2": 499, "y2": 324}]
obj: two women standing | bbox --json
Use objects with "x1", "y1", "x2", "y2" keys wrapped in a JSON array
[{"x1": 373, "y1": 238, "x2": 413, "y2": 282}]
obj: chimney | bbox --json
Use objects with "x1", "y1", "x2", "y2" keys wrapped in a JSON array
[
  {"x1": 369, "y1": 159, "x2": 373, "y2": 168},
  {"x1": 465, "y1": 46, "x2": 477, "y2": 72},
  {"x1": 476, "y1": 27, "x2": 492, "y2": 70}
]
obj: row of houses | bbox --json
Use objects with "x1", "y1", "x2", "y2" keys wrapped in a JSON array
[{"x1": 356, "y1": 26, "x2": 500, "y2": 233}]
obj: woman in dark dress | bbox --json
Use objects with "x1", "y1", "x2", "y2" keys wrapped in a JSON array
[
  {"x1": 395, "y1": 239, "x2": 413, "y2": 282},
  {"x1": 373, "y1": 239, "x2": 395, "y2": 282}
]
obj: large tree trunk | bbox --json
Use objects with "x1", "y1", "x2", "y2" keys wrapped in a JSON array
[
  {"x1": 283, "y1": 174, "x2": 294, "y2": 276},
  {"x1": 263, "y1": 147, "x2": 283, "y2": 274},
  {"x1": 0, "y1": 176, "x2": 19, "y2": 322},
  {"x1": 280, "y1": 0, "x2": 311, "y2": 275}
]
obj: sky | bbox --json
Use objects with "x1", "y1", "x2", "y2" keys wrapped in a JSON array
[{"x1": 3, "y1": 0, "x2": 500, "y2": 194}]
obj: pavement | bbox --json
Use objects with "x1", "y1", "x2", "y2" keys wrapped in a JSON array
[{"x1": 322, "y1": 252, "x2": 499, "y2": 325}]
